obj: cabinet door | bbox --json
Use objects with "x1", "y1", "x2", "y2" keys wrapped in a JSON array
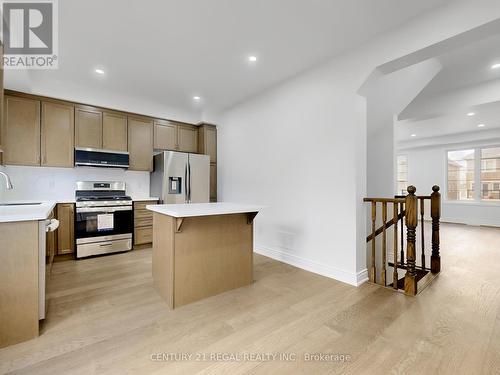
[
  {"x1": 210, "y1": 163, "x2": 217, "y2": 202},
  {"x1": 178, "y1": 124, "x2": 198, "y2": 153},
  {"x1": 199, "y1": 125, "x2": 217, "y2": 163},
  {"x1": 153, "y1": 121, "x2": 177, "y2": 150},
  {"x1": 2, "y1": 96, "x2": 40, "y2": 165},
  {"x1": 57, "y1": 203, "x2": 75, "y2": 255},
  {"x1": 103, "y1": 112, "x2": 127, "y2": 151},
  {"x1": 41, "y1": 101, "x2": 74, "y2": 167},
  {"x1": 75, "y1": 108, "x2": 102, "y2": 149},
  {"x1": 0, "y1": 44, "x2": 3, "y2": 164},
  {"x1": 128, "y1": 117, "x2": 153, "y2": 171}
]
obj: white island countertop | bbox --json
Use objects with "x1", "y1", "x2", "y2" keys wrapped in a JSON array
[
  {"x1": 146, "y1": 202, "x2": 263, "y2": 218},
  {"x1": 0, "y1": 201, "x2": 57, "y2": 223}
]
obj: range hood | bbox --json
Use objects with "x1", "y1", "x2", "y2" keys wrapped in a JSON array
[{"x1": 75, "y1": 148, "x2": 129, "y2": 169}]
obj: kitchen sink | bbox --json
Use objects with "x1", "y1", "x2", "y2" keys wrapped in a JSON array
[{"x1": 0, "y1": 202, "x2": 42, "y2": 206}]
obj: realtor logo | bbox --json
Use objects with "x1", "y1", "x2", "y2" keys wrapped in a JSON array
[{"x1": 1, "y1": 0, "x2": 58, "y2": 69}]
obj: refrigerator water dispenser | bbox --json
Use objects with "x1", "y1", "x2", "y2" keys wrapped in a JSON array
[{"x1": 169, "y1": 177, "x2": 182, "y2": 194}]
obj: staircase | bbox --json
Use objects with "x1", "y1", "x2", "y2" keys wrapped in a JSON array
[{"x1": 363, "y1": 185, "x2": 441, "y2": 296}]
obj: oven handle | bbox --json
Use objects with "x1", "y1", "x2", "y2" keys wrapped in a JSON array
[{"x1": 76, "y1": 206, "x2": 132, "y2": 213}]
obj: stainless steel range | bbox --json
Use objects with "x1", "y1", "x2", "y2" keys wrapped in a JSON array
[{"x1": 75, "y1": 181, "x2": 133, "y2": 258}]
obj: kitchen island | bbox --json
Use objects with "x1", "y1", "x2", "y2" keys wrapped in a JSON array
[
  {"x1": 0, "y1": 201, "x2": 57, "y2": 348},
  {"x1": 146, "y1": 202, "x2": 262, "y2": 309}
]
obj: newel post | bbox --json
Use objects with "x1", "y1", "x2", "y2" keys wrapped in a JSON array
[
  {"x1": 404, "y1": 186, "x2": 418, "y2": 296},
  {"x1": 430, "y1": 185, "x2": 441, "y2": 273}
]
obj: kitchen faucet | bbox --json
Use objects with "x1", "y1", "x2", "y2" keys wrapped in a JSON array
[{"x1": 0, "y1": 171, "x2": 13, "y2": 189}]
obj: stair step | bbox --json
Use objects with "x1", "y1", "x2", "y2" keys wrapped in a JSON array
[{"x1": 387, "y1": 268, "x2": 429, "y2": 290}]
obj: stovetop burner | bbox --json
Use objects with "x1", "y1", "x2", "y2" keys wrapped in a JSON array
[{"x1": 76, "y1": 196, "x2": 132, "y2": 202}]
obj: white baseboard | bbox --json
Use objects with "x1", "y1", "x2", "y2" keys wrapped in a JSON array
[
  {"x1": 255, "y1": 245, "x2": 368, "y2": 287},
  {"x1": 441, "y1": 217, "x2": 500, "y2": 227}
]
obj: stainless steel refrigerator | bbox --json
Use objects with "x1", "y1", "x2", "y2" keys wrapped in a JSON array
[{"x1": 150, "y1": 151, "x2": 210, "y2": 203}]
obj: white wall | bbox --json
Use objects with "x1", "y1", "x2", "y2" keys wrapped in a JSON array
[
  {"x1": 209, "y1": 0, "x2": 500, "y2": 286},
  {"x1": 217, "y1": 69, "x2": 366, "y2": 285},
  {"x1": 0, "y1": 165, "x2": 150, "y2": 202},
  {"x1": 401, "y1": 138, "x2": 500, "y2": 227}
]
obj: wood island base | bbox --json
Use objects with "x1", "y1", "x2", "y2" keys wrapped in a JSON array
[{"x1": 152, "y1": 212, "x2": 256, "y2": 309}]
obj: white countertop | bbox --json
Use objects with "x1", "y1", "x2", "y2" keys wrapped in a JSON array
[
  {"x1": 0, "y1": 201, "x2": 57, "y2": 223},
  {"x1": 131, "y1": 197, "x2": 159, "y2": 202},
  {"x1": 146, "y1": 202, "x2": 263, "y2": 218}
]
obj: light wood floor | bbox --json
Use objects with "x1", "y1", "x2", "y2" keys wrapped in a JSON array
[{"x1": 1, "y1": 223, "x2": 500, "y2": 374}]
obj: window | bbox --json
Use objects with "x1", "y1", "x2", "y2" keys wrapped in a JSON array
[
  {"x1": 396, "y1": 155, "x2": 408, "y2": 195},
  {"x1": 446, "y1": 146, "x2": 500, "y2": 203},
  {"x1": 481, "y1": 147, "x2": 500, "y2": 201},
  {"x1": 447, "y1": 149, "x2": 475, "y2": 201}
]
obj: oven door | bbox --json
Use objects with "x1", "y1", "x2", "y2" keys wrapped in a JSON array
[{"x1": 75, "y1": 205, "x2": 133, "y2": 239}]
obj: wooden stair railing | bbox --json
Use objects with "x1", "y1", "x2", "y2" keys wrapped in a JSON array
[{"x1": 363, "y1": 185, "x2": 441, "y2": 296}]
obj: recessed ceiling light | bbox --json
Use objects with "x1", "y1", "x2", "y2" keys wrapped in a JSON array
[
  {"x1": 411, "y1": 134, "x2": 417, "y2": 137},
  {"x1": 478, "y1": 124, "x2": 486, "y2": 128},
  {"x1": 491, "y1": 63, "x2": 500, "y2": 69},
  {"x1": 248, "y1": 55, "x2": 258, "y2": 62},
  {"x1": 95, "y1": 68, "x2": 105, "y2": 75},
  {"x1": 193, "y1": 96, "x2": 201, "y2": 101},
  {"x1": 467, "y1": 112, "x2": 475, "y2": 116}
]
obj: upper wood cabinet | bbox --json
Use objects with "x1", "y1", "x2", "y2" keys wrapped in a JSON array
[
  {"x1": 198, "y1": 124, "x2": 217, "y2": 163},
  {"x1": 75, "y1": 108, "x2": 128, "y2": 152},
  {"x1": 177, "y1": 124, "x2": 198, "y2": 153},
  {"x1": 2, "y1": 95, "x2": 41, "y2": 166},
  {"x1": 41, "y1": 101, "x2": 74, "y2": 167},
  {"x1": 153, "y1": 120, "x2": 177, "y2": 150},
  {"x1": 75, "y1": 108, "x2": 102, "y2": 149},
  {"x1": 0, "y1": 44, "x2": 3, "y2": 164},
  {"x1": 103, "y1": 112, "x2": 128, "y2": 151},
  {"x1": 128, "y1": 117, "x2": 153, "y2": 171},
  {"x1": 1, "y1": 90, "x2": 206, "y2": 170},
  {"x1": 153, "y1": 121, "x2": 198, "y2": 153}
]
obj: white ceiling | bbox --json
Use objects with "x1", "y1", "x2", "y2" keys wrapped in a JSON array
[
  {"x1": 5, "y1": 0, "x2": 450, "y2": 119},
  {"x1": 396, "y1": 31, "x2": 500, "y2": 143},
  {"x1": 420, "y1": 33, "x2": 500, "y2": 96},
  {"x1": 397, "y1": 100, "x2": 500, "y2": 140}
]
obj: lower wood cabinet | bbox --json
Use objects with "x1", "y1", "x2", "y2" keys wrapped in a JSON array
[
  {"x1": 56, "y1": 203, "x2": 75, "y2": 255},
  {"x1": 133, "y1": 200, "x2": 157, "y2": 246},
  {"x1": 134, "y1": 226, "x2": 153, "y2": 245},
  {"x1": 46, "y1": 208, "x2": 57, "y2": 258}
]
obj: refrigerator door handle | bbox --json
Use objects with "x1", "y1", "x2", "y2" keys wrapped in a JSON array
[
  {"x1": 188, "y1": 160, "x2": 192, "y2": 203},
  {"x1": 184, "y1": 164, "x2": 188, "y2": 203}
]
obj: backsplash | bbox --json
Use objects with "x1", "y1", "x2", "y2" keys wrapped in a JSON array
[{"x1": 0, "y1": 165, "x2": 150, "y2": 202}]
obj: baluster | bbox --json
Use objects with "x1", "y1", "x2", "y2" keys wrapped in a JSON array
[
  {"x1": 393, "y1": 202, "x2": 399, "y2": 289},
  {"x1": 431, "y1": 185, "x2": 441, "y2": 273},
  {"x1": 404, "y1": 186, "x2": 418, "y2": 296},
  {"x1": 420, "y1": 197, "x2": 425, "y2": 269},
  {"x1": 381, "y1": 202, "x2": 387, "y2": 286},
  {"x1": 370, "y1": 202, "x2": 377, "y2": 283},
  {"x1": 399, "y1": 201, "x2": 404, "y2": 265}
]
